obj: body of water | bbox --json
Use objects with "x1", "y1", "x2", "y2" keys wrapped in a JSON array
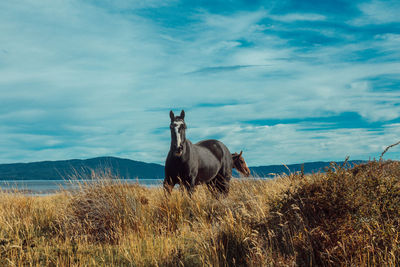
[{"x1": 0, "y1": 179, "x2": 163, "y2": 194}]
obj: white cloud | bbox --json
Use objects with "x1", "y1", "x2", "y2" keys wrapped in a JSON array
[
  {"x1": 269, "y1": 13, "x2": 326, "y2": 22},
  {"x1": 350, "y1": 0, "x2": 400, "y2": 25},
  {"x1": 91, "y1": 0, "x2": 178, "y2": 10},
  {"x1": 184, "y1": 122, "x2": 400, "y2": 165}
]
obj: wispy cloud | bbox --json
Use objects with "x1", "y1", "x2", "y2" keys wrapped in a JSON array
[
  {"x1": 268, "y1": 13, "x2": 326, "y2": 22},
  {"x1": 186, "y1": 65, "x2": 268, "y2": 74},
  {"x1": 351, "y1": 0, "x2": 400, "y2": 25}
]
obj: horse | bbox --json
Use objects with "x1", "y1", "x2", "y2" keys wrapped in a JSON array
[
  {"x1": 164, "y1": 110, "x2": 235, "y2": 195},
  {"x1": 232, "y1": 151, "x2": 251, "y2": 177}
]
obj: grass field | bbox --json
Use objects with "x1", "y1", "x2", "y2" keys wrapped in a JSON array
[{"x1": 0, "y1": 160, "x2": 399, "y2": 266}]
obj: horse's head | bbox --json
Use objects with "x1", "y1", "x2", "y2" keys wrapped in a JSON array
[
  {"x1": 232, "y1": 151, "x2": 251, "y2": 177},
  {"x1": 169, "y1": 110, "x2": 187, "y2": 157}
]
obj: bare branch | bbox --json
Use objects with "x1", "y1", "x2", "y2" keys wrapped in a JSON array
[{"x1": 380, "y1": 141, "x2": 400, "y2": 161}]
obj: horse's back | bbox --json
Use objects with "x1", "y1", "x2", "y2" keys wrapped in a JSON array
[
  {"x1": 196, "y1": 139, "x2": 225, "y2": 154},
  {"x1": 195, "y1": 139, "x2": 232, "y2": 169}
]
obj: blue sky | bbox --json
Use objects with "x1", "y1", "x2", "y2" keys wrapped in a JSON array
[{"x1": 0, "y1": 0, "x2": 399, "y2": 166}]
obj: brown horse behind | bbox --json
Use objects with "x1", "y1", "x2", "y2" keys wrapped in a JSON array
[{"x1": 232, "y1": 151, "x2": 251, "y2": 177}]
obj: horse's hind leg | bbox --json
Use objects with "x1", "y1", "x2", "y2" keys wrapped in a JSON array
[
  {"x1": 208, "y1": 173, "x2": 230, "y2": 196},
  {"x1": 216, "y1": 176, "x2": 230, "y2": 195},
  {"x1": 206, "y1": 178, "x2": 217, "y2": 194}
]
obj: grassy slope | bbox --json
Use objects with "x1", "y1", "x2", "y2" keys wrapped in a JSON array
[{"x1": 0, "y1": 160, "x2": 399, "y2": 266}]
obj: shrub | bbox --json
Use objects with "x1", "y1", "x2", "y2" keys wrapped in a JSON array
[
  {"x1": 60, "y1": 179, "x2": 148, "y2": 243},
  {"x1": 264, "y1": 160, "x2": 400, "y2": 266}
]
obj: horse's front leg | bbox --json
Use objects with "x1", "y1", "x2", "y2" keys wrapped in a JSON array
[
  {"x1": 163, "y1": 176, "x2": 176, "y2": 195},
  {"x1": 181, "y1": 173, "x2": 197, "y2": 196}
]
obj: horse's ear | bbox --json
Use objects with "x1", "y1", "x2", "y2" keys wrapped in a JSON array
[
  {"x1": 180, "y1": 110, "x2": 185, "y2": 119},
  {"x1": 170, "y1": 110, "x2": 175, "y2": 121},
  {"x1": 239, "y1": 151, "x2": 243, "y2": 157}
]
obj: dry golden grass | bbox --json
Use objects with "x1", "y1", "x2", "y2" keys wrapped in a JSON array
[{"x1": 0, "y1": 160, "x2": 399, "y2": 266}]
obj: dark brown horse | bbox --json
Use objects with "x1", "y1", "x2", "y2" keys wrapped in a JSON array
[
  {"x1": 232, "y1": 151, "x2": 251, "y2": 177},
  {"x1": 164, "y1": 110, "x2": 234, "y2": 195}
]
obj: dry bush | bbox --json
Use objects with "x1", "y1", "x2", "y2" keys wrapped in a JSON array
[
  {"x1": 263, "y1": 160, "x2": 400, "y2": 266},
  {"x1": 60, "y1": 178, "x2": 149, "y2": 243}
]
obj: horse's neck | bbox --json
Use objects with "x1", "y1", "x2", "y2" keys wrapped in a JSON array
[
  {"x1": 182, "y1": 139, "x2": 191, "y2": 153},
  {"x1": 184, "y1": 139, "x2": 192, "y2": 146},
  {"x1": 179, "y1": 140, "x2": 192, "y2": 161}
]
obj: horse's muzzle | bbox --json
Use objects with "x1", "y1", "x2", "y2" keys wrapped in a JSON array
[{"x1": 174, "y1": 146, "x2": 183, "y2": 156}]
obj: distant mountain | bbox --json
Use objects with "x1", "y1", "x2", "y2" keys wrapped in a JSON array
[
  {"x1": 0, "y1": 157, "x2": 365, "y2": 180},
  {"x1": 0, "y1": 157, "x2": 165, "y2": 180},
  {"x1": 248, "y1": 160, "x2": 366, "y2": 177}
]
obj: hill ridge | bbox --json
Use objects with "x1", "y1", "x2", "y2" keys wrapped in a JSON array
[{"x1": 0, "y1": 156, "x2": 365, "y2": 180}]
